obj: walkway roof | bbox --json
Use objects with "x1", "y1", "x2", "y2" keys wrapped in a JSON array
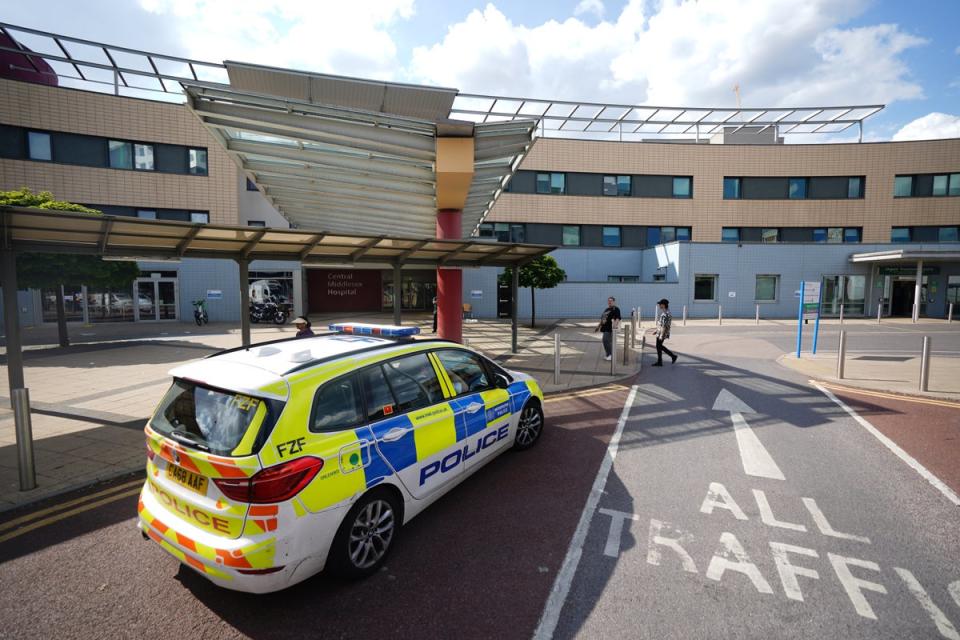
[
  {"x1": 0, "y1": 207, "x2": 552, "y2": 268},
  {"x1": 850, "y1": 248, "x2": 960, "y2": 263}
]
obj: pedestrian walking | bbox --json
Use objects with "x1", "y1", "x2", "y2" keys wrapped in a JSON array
[
  {"x1": 292, "y1": 316, "x2": 315, "y2": 338},
  {"x1": 595, "y1": 296, "x2": 621, "y2": 361},
  {"x1": 648, "y1": 298, "x2": 677, "y2": 366}
]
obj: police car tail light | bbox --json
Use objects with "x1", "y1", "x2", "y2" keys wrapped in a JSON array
[{"x1": 214, "y1": 457, "x2": 324, "y2": 504}]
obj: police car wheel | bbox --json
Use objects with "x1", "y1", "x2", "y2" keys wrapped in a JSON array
[
  {"x1": 329, "y1": 490, "x2": 399, "y2": 579},
  {"x1": 513, "y1": 401, "x2": 544, "y2": 451}
]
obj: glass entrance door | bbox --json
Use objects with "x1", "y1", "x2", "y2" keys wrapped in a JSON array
[{"x1": 134, "y1": 278, "x2": 178, "y2": 321}]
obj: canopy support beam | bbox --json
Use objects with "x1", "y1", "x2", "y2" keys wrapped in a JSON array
[
  {"x1": 511, "y1": 264, "x2": 519, "y2": 354},
  {"x1": 237, "y1": 258, "x2": 251, "y2": 346}
]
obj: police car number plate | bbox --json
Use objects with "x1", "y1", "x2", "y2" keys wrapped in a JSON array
[{"x1": 166, "y1": 463, "x2": 208, "y2": 496}]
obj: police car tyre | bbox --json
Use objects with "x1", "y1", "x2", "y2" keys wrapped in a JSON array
[
  {"x1": 513, "y1": 400, "x2": 544, "y2": 451},
  {"x1": 328, "y1": 488, "x2": 401, "y2": 579}
]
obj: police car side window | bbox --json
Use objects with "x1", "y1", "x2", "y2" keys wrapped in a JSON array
[
  {"x1": 310, "y1": 374, "x2": 363, "y2": 432},
  {"x1": 435, "y1": 349, "x2": 491, "y2": 396},
  {"x1": 381, "y1": 353, "x2": 444, "y2": 413},
  {"x1": 360, "y1": 366, "x2": 398, "y2": 422}
]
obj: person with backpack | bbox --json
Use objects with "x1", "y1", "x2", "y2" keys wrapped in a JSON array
[{"x1": 648, "y1": 298, "x2": 678, "y2": 366}]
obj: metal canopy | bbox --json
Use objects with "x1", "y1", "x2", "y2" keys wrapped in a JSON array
[
  {"x1": 0, "y1": 207, "x2": 553, "y2": 268},
  {"x1": 184, "y1": 82, "x2": 535, "y2": 238},
  {"x1": 850, "y1": 249, "x2": 960, "y2": 263}
]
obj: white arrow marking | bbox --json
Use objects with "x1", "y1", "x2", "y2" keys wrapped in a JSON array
[{"x1": 713, "y1": 389, "x2": 785, "y2": 481}]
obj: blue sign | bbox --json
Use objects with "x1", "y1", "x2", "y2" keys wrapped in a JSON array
[{"x1": 206, "y1": 289, "x2": 223, "y2": 300}]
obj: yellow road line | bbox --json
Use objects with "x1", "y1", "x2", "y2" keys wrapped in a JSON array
[
  {"x1": 0, "y1": 487, "x2": 142, "y2": 545},
  {"x1": 814, "y1": 381, "x2": 960, "y2": 409},
  {"x1": 0, "y1": 477, "x2": 144, "y2": 534}
]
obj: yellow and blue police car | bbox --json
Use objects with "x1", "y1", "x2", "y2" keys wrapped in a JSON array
[{"x1": 137, "y1": 322, "x2": 544, "y2": 593}]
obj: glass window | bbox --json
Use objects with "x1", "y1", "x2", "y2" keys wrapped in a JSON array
[
  {"x1": 812, "y1": 228, "x2": 827, "y2": 243},
  {"x1": 108, "y1": 140, "x2": 132, "y2": 169},
  {"x1": 939, "y1": 226, "x2": 959, "y2": 242},
  {"x1": 847, "y1": 176, "x2": 862, "y2": 198},
  {"x1": 134, "y1": 143, "x2": 154, "y2": 171},
  {"x1": 492, "y1": 223, "x2": 510, "y2": 242},
  {"x1": 661, "y1": 226, "x2": 676, "y2": 243},
  {"x1": 608, "y1": 275, "x2": 639, "y2": 283},
  {"x1": 788, "y1": 178, "x2": 807, "y2": 199},
  {"x1": 562, "y1": 225, "x2": 580, "y2": 246},
  {"x1": 137, "y1": 210, "x2": 157, "y2": 220},
  {"x1": 694, "y1": 275, "x2": 717, "y2": 301},
  {"x1": 723, "y1": 177, "x2": 741, "y2": 200},
  {"x1": 536, "y1": 173, "x2": 550, "y2": 194},
  {"x1": 755, "y1": 275, "x2": 778, "y2": 301},
  {"x1": 646, "y1": 226, "x2": 661, "y2": 246},
  {"x1": 189, "y1": 148, "x2": 208, "y2": 175},
  {"x1": 550, "y1": 173, "x2": 565, "y2": 194},
  {"x1": 435, "y1": 349, "x2": 491, "y2": 396},
  {"x1": 844, "y1": 228, "x2": 861, "y2": 243},
  {"x1": 891, "y1": 227, "x2": 911, "y2": 243},
  {"x1": 382, "y1": 353, "x2": 445, "y2": 412},
  {"x1": 676, "y1": 227, "x2": 691, "y2": 242},
  {"x1": 602, "y1": 226, "x2": 621, "y2": 247},
  {"x1": 360, "y1": 366, "x2": 397, "y2": 422},
  {"x1": 311, "y1": 375, "x2": 363, "y2": 432},
  {"x1": 27, "y1": 131, "x2": 51, "y2": 161},
  {"x1": 617, "y1": 175, "x2": 631, "y2": 196},
  {"x1": 761, "y1": 228, "x2": 779, "y2": 243},
  {"x1": 932, "y1": 175, "x2": 949, "y2": 196},
  {"x1": 190, "y1": 212, "x2": 209, "y2": 224},
  {"x1": 948, "y1": 275, "x2": 960, "y2": 305},
  {"x1": 827, "y1": 227, "x2": 843, "y2": 243},
  {"x1": 721, "y1": 227, "x2": 740, "y2": 243},
  {"x1": 950, "y1": 174, "x2": 960, "y2": 196},
  {"x1": 603, "y1": 175, "x2": 617, "y2": 196},
  {"x1": 248, "y1": 220, "x2": 266, "y2": 227},
  {"x1": 894, "y1": 176, "x2": 913, "y2": 197},
  {"x1": 509, "y1": 224, "x2": 525, "y2": 243},
  {"x1": 672, "y1": 177, "x2": 691, "y2": 198}
]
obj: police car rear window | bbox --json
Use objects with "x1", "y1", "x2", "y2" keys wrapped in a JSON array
[{"x1": 151, "y1": 380, "x2": 265, "y2": 456}]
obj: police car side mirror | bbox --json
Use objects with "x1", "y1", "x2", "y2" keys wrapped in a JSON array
[{"x1": 494, "y1": 373, "x2": 510, "y2": 389}]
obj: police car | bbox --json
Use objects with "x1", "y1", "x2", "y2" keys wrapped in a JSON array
[{"x1": 137, "y1": 322, "x2": 544, "y2": 593}]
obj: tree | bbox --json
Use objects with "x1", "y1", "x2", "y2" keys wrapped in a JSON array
[
  {"x1": 1, "y1": 189, "x2": 140, "y2": 347},
  {"x1": 499, "y1": 255, "x2": 566, "y2": 328}
]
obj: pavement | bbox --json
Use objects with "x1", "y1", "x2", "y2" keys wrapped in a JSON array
[{"x1": 0, "y1": 314, "x2": 639, "y2": 510}]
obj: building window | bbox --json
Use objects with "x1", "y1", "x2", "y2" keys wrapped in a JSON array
[
  {"x1": 723, "y1": 177, "x2": 741, "y2": 200},
  {"x1": 652, "y1": 272, "x2": 665, "y2": 282},
  {"x1": 844, "y1": 228, "x2": 861, "y2": 243},
  {"x1": 603, "y1": 175, "x2": 632, "y2": 196},
  {"x1": 509, "y1": 224, "x2": 525, "y2": 243},
  {"x1": 248, "y1": 220, "x2": 266, "y2": 227},
  {"x1": 848, "y1": 176, "x2": 863, "y2": 198},
  {"x1": 246, "y1": 178, "x2": 258, "y2": 191},
  {"x1": 27, "y1": 131, "x2": 51, "y2": 161},
  {"x1": 137, "y1": 210, "x2": 157, "y2": 220},
  {"x1": 893, "y1": 176, "x2": 913, "y2": 197},
  {"x1": 134, "y1": 143, "x2": 154, "y2": 171},
  {"x1": 722, "y1": 227, "x2": 740, "y2": 243},
  {"x1": 932, "y1": 174, "x2": 949, "y2": 197},
  {"x1": 939, "y1": 226, "x2": 959, "y2": 242},
  {"x1": 950, "y1": 174, "x2": 960, "y2": 196},
  {"x1": 661, "y1": 226, "x2": 676, "y2": 243},
  {"x1": 602, "y1": 226, "x2": 621, "y2": 247},
  {"x1": 761, "y1": 228, "x2": 779, "y2": 243},
  {"x1": 676, "y1": 227, "x2": 691, "y2": 242},
  {"x1": 891, "y1": 227, "x2": 911, "y2": 243},
  {"x1": 562, "y1": 225, "x2": 580, "y2": 246},
  {"x1": 607, "y1": 275, "x2": 640, "y2": 283},
  {"x1": 755, "y1": 275, "x2": 779, "y2": 302},
  {"x1": 536, "y1": 172, "x2": 565, "y2": 194},
  {"x1": 694, "y1": 274, "x2": 717, "y2": 301},
  {"x1": 813, "y1": 228, "x2": 827, "y2": 243},
  {"x1": 672, "y1": 176, "x2": 692, "y2": 198},
  {"x1": 827, "y1": 227, "x2": 843, "y2": 243},
  {"x1": 948, "y1": 275, "x2": 960, "y2": 305},
  {"x1": 788, "y1": 178, "x2": 807, "y2": 199},
  {"x1": 189, "y1": 148, "x2": 208, "y2": 175},
  {"x1": 108, "y1": 140, "x2": 133, "y2": 169},
  {"x1": 190, "y1": 212, "x2": 209, "y2": 224},
  {"x1": 646, "y1": 226, "x2": 660, "y2": 245}
]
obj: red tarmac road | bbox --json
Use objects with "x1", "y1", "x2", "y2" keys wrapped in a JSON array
[{"x1": 0, "y1": 383, "x2": 633, "y2": 640}]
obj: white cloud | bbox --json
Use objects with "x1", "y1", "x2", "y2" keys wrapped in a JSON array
[
  {"x1": 892, "y1": 112, "x2": 960, "y2": 141},
  {"x1": 574, "y1": 0, "x2": 604, "y2": 18},
  {"x1": 138, "y1": 0, "x2": 415, "y2": 79},
  {"x1": 409, "y1": 0, "x2": 927, "y2": 110}
]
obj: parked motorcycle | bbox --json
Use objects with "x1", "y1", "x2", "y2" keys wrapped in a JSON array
[
  {"x1": 250, "y1": 299, "x2": 288, "y2": 325},
  {"x1": 192, "y1": 299, "x2": 209, "y2": 326}
]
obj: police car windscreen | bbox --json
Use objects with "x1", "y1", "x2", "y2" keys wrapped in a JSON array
[{"x1": 151, "y1": 380, "x2": 264, "y2": 456}]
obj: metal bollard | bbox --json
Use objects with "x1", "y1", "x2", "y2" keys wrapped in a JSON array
[
  {"x1": 718, "y1": 305, "x2": 723, "y2": 326},
  {"x1": 610, "y1": 326, "x2": 617, "y2": 375},
  {"x1": 839, "y1": 304, "x2": 844, "y2": 325},
  {"x1": 622, "y1": 325, "x2": 630, "y2": 365},
  {"x1": 919, "y1": 336, "x2": 931, "y2": 392},
  {"x1": 682, "y1": 305, "x2": 687, "y2": 326},
  {"x1": 755, "y1": 304, "x2": 760, "y2": 325},
  {"x1": 877, "y1": 302, "x2": 882, "y2": 324},
  {"x1": 12, "y1": 388, "x2": 37, "y2": 491},
  {"x1": 637, "y1": 308, "x2": 642, "y2": 329},
  {"x1": 836, "y1": 330, "x2": 846, "y2": 380},
  {"x1": 631, "y1": 310, "x2": 637, "y2": 348},
  {"x1": 949, "y1": 303, "x2": 954, "y2": 323},
  {"x1": 554, "y1": 332, "x2": 561, "y2": 385},
  {"x1": 639, "y1": 334, "x2": 645, "y2": 372}
]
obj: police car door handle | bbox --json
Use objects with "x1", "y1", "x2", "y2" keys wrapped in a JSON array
[
  {"x1": 466, "y1": 402, "x2": 484, "y2": 414},
  {"x1": 381, "y1": 427, "x2": 410, "y2": 442}
]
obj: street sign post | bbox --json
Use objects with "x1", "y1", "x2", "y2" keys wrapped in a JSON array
[{"x1": 796, "y1": 280, "x2": 823, "y2": 357}]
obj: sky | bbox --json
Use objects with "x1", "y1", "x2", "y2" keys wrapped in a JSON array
[{"x1": 2, "y1": 0, "x2": 959, "y2": 141}]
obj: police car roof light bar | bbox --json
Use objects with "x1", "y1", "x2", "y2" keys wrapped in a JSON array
[{"x1": 328, "y1": 323, "x2": 421, "y2": 337}]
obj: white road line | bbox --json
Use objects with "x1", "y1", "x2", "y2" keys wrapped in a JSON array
[
  {"x1": 813, "y1": 381, "x2": 960, "y2": 507},
  {"x1": 532, "y1": 384, "x2": 638, "y2": 640},
  {"x1": 731, "y1": 412, "x2": 786, "y2": 480}
]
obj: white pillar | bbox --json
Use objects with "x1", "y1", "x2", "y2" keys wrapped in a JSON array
[{"x1": 912, "y1": 260, "x2": 923, "y2": 323}]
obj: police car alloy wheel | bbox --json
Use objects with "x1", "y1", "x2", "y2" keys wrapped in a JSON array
[
  {"x1": 330, "y1": 489, "x2": 400, "y2": 578},
  {"x1": 513, "y1": 402, "x2": 544, "y2": 451}
]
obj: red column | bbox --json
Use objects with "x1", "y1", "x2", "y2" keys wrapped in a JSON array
[{"x1": 436, "y1": 209, "x2": 463, "y2": 343}]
